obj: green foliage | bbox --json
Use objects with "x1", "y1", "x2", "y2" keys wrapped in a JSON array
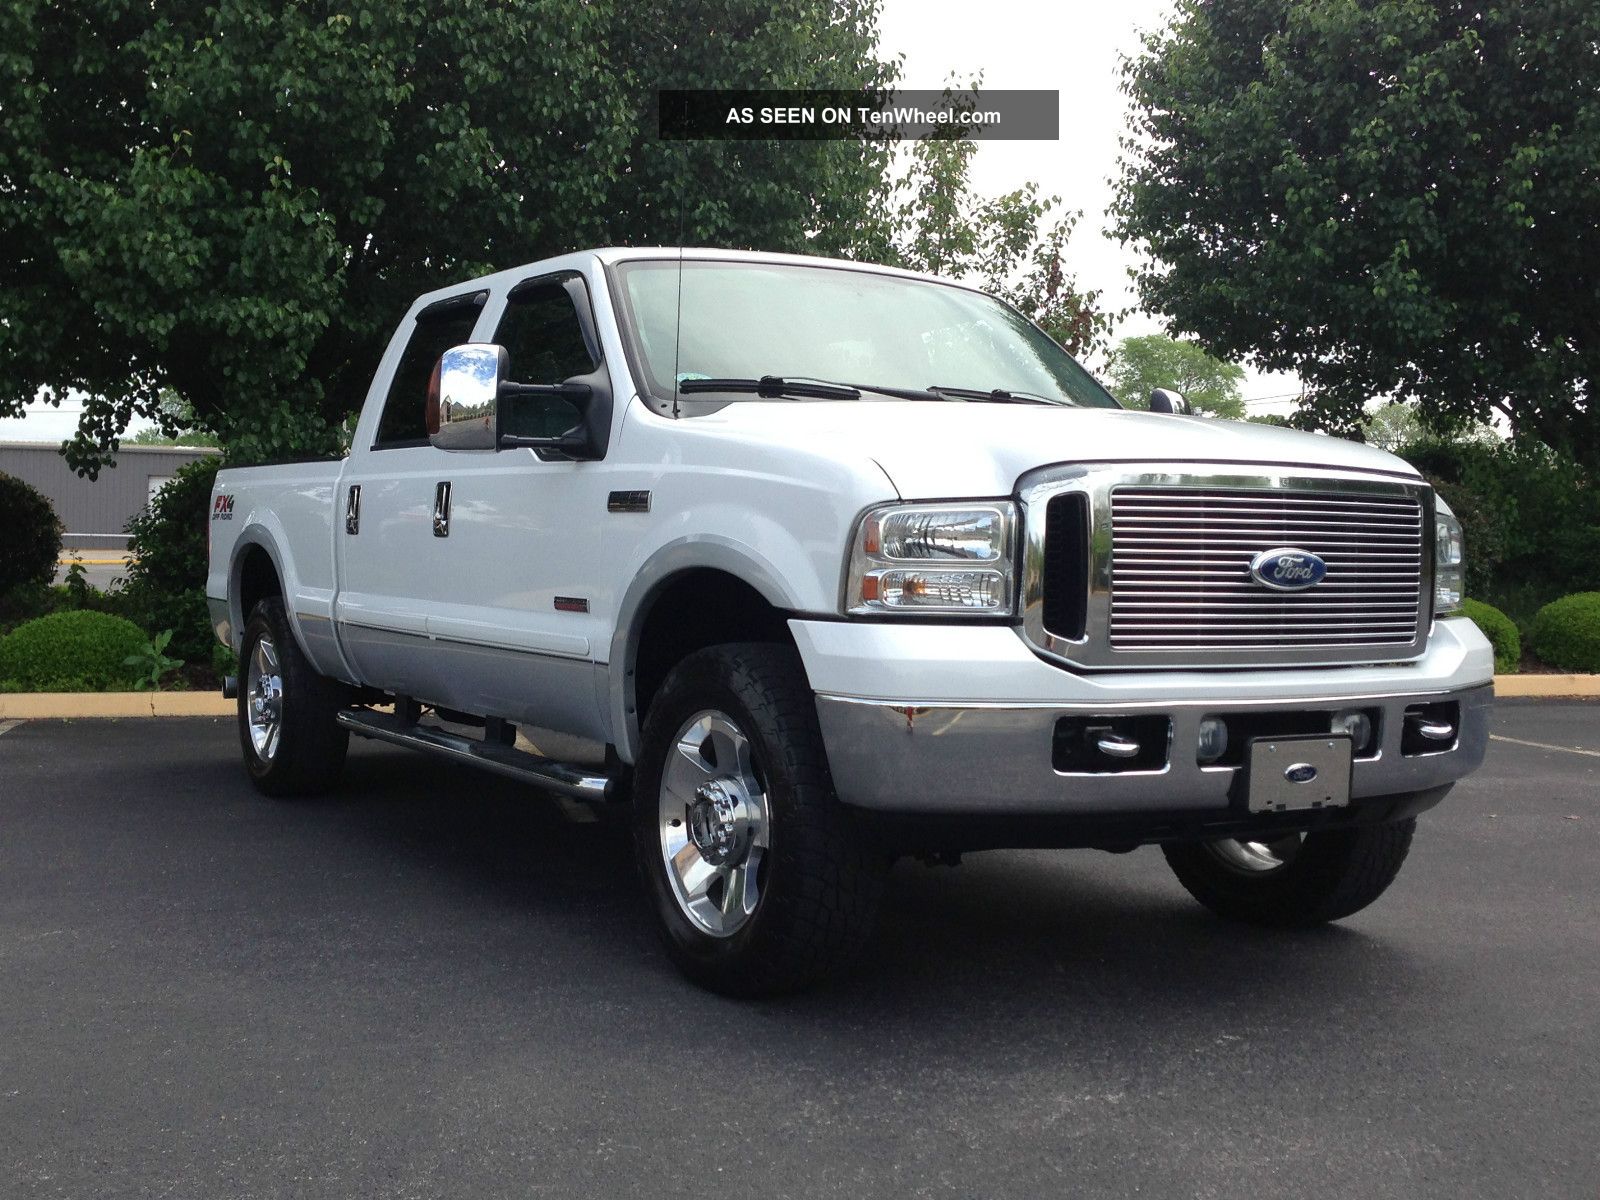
[
  {"x1": 1, "y1": 0, "x2": 897, "y2": 475},
  {"x1": 124, "y1": 629, "x2": 184, "y2": 691},
  {"x1": 0, "y1": 609, "x2": 148, "y2": 691},
  {"x1": 1104, "y1": 335, "x2": 1246, "y2": 418},
  {"x1": 1396, "y1": 438, "x2": 1600, "y2": 622},
  {"x1": 121, "y1": 457, "x2": 220, "y2": 664},
  {"x1": 888, "y1": 116, "x2": 1110, "y2": 356},
  {"x1": 1530, "y1": 593, "x2": 1600, "y2": 673},
  {"x1": 1114, "y1": 0, "x2": 1600, "y2": 469},
  {"x1": 0, "y1": 472, "x2": 63, "y2": 595},
  {"x1": 1459, "y1": 598, "x2": 1520, "y2": 673}
]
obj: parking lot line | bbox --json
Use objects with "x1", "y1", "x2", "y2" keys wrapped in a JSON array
[
  {"x1": 0, "y1": 721, "x2": 20, "y2": 738},
  {"x1": 1490, "y1": 733, "x2": 1600, "y2": 759}
]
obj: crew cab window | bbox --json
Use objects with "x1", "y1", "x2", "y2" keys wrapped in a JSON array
[
  {"x1": 493, "y1": 276, "x2": 599, "y2": 439},
  {"x1": 372, "y1": 293, "x2": 485, "y2": 449}
]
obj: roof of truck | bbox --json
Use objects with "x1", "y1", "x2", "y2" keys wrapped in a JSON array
[{"x1": 408, "y1": 247, "x2": 979, "y2": 313}]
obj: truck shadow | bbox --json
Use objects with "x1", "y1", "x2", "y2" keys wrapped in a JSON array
[{"x1": 324, "y1": 742, "x2": 1439, "y2": 1054}]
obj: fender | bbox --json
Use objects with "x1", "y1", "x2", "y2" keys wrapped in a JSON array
[
  {"x1": 605, "y1": 536, "x2": 806, "y2": 763},
  {"x1": 229, "y1": 525, "x2": 357, "y2": 684}
]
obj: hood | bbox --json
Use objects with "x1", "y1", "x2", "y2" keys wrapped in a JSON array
[{"x1": 690, "y1": 401, "x2": 1420, "y2": 499}]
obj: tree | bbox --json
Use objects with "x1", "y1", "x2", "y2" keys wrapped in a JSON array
[
  {"x1": 889, "y1": 122, "x2": 1111, "y2": 357},
  {"x1": 125, "y1": 391, "x2": 221, "y2": 448},
  {"x1": 0, "y1": 0, "x2": 895, "y2": 475},
  {"x1": 1112, "y1": 0, "x2": 1600, "y2": 469},
  {"x1": 1103, "y1": 334, "x2": 1246, "y2": 417}
]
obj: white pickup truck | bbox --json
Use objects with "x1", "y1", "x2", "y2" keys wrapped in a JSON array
[{"x1": 208, "y1": 247, "x2": 1493, "y2": 995}]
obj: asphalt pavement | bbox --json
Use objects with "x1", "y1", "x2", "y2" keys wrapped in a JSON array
[{"x1": 1, "y1": 702, "x2": 1596, "y2": 1198}]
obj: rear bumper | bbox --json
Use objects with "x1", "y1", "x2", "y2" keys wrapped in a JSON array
[{"x1": 814, "y1": 682, "x2": 1491, "y2": 815}]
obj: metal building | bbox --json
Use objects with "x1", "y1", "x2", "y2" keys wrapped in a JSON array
[{"x1": 0, "y1": 442, "x2": 220, "y2": 551}]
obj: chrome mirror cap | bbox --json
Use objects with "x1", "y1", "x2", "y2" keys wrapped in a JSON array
[
  {"x1": 1148, "y1": 387, "x2": 1191, "y2": 415},
  {"x1": 429, "y1": 343, "x2": 505, "y2": 451}
]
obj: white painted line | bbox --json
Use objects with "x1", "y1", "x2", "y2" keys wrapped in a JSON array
[
  {"x1": 1490, "y1": 734, "x2": 1600, "y2": 759},
  {"x1": 0, "y1": 720, "x2": 20, "y2": 738}
]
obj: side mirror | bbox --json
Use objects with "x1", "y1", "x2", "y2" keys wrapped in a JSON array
[
  {"x1": 430, "y1": 343, "x2": 505, "y2": 451},
  {"x1": 429, "y1": 342, "x2": 601, "y2": 458},
  {"x1": 1149, "y1": 387, "x2": 1192, "y2": 415}
]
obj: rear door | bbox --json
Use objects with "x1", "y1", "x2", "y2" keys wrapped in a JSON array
[{"x1": 333, "y1": 292, "x2": 489, "y2": 697}]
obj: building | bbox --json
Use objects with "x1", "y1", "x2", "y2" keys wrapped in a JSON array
[{"x1": 0, "y1": 442, "x2": 219, "y2": 551}]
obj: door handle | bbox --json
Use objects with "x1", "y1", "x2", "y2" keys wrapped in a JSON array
[
  {"x1": 345, "y1": 484, "x2": 361, "y2": 535},
  {"x1": 433, "y1": 481, "x2": 452, "y2": 538}
]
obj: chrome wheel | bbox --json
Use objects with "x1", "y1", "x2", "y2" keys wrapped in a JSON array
[
  {"x1": 246, "y1": 634, "x2": 284, "y2": 763},
  {"x1": 658, "y1": 709, "x2": 770, "y2": 938},
  {"x1": 1205, "y1": 832, "x2": 1306, "y2": 874}
]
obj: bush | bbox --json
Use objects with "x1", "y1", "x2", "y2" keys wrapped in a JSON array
[
  {"x1": 0, "y1": 610, "x2": 148, "y2": 691},
  {"x1": 1530, "y1": 592, "x2": 1600, "y2": 673},
  {"x1": 120, "y1": 457, "x2": 220, "y2": 665},
  {"x1": 1460, "y1": 598, "x2": 1521, "y2": 673},
  {"x1": 0, "y1": 472, "x2": 64, "y2": 595}
]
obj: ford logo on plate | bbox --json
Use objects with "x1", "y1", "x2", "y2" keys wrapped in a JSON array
[
  {"x1": 1249, "y1": 547, "x2": 1327, "y2": 592},
  {"x1": 1284, "y1": 763, "x2": 1319, "y2": 784}
]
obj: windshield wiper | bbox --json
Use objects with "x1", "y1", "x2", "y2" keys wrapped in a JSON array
[
  {"x1": 676, "y1": 376, "x2": 952, "y2": 403},
  {"x1": 929, "y1": 385, "x2": 1060, "y2": 406},
  {"x1": 677, "y1": 376, "x2": 860, "y2": 401}
]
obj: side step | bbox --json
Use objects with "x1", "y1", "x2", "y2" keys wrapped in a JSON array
[{"x1": 336, "y1": 708, "x2": 616, "y2": 803}]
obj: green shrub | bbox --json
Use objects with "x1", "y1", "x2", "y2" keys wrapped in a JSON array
[
  {"x1": 0, "y1": 610, "x2": 149, "y2": 691},
  {"x1": 0, "y1": 472, "x2": 64, "y2": 595},
  {"x1": 1459, "y1": 598, "x2": 1521, "y2": 673},
  {"x1": 1530, "y1": 592, "x2": 1600, "y2": 673},
  {"x1": 120, "y1": 457, "x2": 220, "y2": 664}
]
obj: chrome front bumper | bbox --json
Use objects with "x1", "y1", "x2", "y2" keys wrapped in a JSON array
[{"x1": 814, "y1": 683, "x2": 1492, "y2": 815}]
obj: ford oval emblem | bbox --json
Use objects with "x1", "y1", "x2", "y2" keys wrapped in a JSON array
[
  {"x1": 1284, "y1": 763, "x2": 1319, "y2": 784},
  {"x1": 1249, "y1": 547, "x2": 1327, "y2": 591}
]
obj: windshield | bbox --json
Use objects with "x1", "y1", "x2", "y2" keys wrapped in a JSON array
[{"x1": 610, "y1": 259, "x2": 1120, "y2": 410}]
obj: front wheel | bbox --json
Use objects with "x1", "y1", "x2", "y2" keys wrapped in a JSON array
[
  {"x1": 1162, "y1": 819, "x2": 1417, "y2": 928},
  {"x1": 632, "y1": 643, "x2": 885, "y2": 997},
  {"x1": 238, "y1": 597, "x2": 349, "y2": 797}
]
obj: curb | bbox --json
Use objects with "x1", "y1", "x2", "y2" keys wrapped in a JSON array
[
  {"x1": 2, "y1": 676, "x2": 1598, "y2": 719},
  {"x1": 0, "y1": 693, "x2": 234, "y2": 719},
  {"x1": 1491, "y1": 674, "x2": 1600, "y2": 698}
]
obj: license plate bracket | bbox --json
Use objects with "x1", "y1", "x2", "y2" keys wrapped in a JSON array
[{"x1": 1245, "y1": 735, "x2": 1353, "y2": 814}]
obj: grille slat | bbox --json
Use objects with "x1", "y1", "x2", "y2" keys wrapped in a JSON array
[{"x1": 1104, "y1": 485, "x2": 1424, "y2": 656}]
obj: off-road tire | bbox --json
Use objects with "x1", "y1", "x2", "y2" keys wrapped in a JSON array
[
  {"x1": 238, "y1": 597, "x2": 349, "y2": 797},
  {"x1": 1163, "y1": 819, "x2": 1417, "y2": 928},
  {"x1": 633, "y1": 643, "x2": 885, "y2": 997}
]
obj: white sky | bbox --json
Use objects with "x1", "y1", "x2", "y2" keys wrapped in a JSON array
[{"x1": 0, "y1": 1, "x2": 1299, "y2": 444}]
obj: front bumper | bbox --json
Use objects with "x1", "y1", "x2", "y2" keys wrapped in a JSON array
[
  {"x1": 796, "y1": 616, "x2": 1494, "y2": 818},
  {"x1": 815, "y1": 682, "x2": 1491, "y2": 815}
]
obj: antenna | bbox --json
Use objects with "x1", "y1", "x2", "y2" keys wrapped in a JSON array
[{"x1": 670, "y1": 151, "x2": 688, "y2": 419}]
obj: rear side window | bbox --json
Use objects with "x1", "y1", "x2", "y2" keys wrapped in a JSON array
[{"x1": 373, "y1": 293, "x2": 486, "y2": 449}]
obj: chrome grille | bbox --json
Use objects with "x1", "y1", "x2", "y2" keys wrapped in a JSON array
[{"x1": 1107, "y1": 486, "x2": 1425, "y2": 652}]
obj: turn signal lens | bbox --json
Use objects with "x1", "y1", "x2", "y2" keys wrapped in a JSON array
[{"x1": 1434, "y1": 501, "x2": 1465, "y2": 616}]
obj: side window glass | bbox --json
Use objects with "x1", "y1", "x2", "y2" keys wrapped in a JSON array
[
  {"x1": 493, "y1": 277, "x2": 599, "y2": 440},
  {"x1": 373, "y1": 295, "x2": 484, "y2": 448}
]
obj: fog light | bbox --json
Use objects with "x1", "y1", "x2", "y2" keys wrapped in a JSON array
[
  {"x1": 1197, "y1": 717, "x2": 1229, "y2": 764},
  {"x1": 1333, "y1": 709, "x2": 1373, "y2": 752}
]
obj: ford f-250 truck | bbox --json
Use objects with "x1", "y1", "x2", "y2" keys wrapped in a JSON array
[{"x1": 207, "y1": 247, "x2": 1492, "y2": 995}]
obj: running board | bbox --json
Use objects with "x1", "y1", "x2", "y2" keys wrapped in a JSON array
[{"x1": 336, "y1": 708, "x2": 615, "y2": 803}]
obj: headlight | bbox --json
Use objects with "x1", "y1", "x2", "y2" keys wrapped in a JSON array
[
  {"x1": 1434, "y1": 499, "x2": 1464, "y2": 616},
  {"x1": 846, "y1": 502, "x2": 1016, "y2": 615}
]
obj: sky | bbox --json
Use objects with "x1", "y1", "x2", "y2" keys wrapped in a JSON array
[{"x1": 0, "y1": 0, "x2": 1300, "y2": 445}]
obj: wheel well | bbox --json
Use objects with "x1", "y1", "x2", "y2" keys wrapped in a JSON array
[
  {"x1": 237, "y1": 545, "x2": 283, "y2": 623},
  {"x1": 632, "y1": 569, "x2": 796, "y2": 721}
]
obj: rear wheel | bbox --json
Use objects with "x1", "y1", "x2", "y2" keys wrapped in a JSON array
[
  {"x1": 633, "y1": 643, "x2": 885, "y2": 997},
  {"x1": 238, "y1": 597, "x2": 349, "y2": 797},
  {"x1": 1162, "y1": 819, "x2": 1417, "y2": 927}
]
